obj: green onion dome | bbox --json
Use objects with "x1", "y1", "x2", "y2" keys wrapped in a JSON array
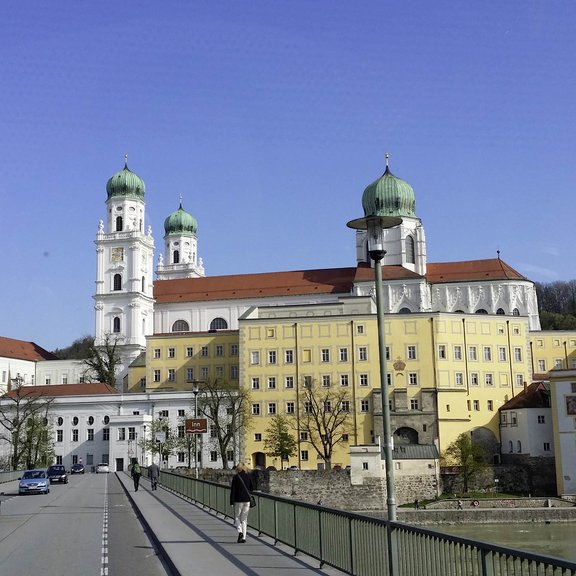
[
  {"x1": 106, "y1": 160, "x2": 145, "y2": 200},
  {"x1": 362, "y1": 162, "x2": 416, "y2": 218},
  {"x1": 164, "y1": 202, "x2": 197, "y2": 235}
]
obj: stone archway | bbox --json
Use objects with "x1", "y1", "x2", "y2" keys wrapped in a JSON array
[
  {"x1": 394, "y1": 427, "x2": 419, "y2": 445},
  {"x1": 252, "y1": 451, "x2": 266, "y2": 470},
  {"x1": 471, "y1": 426, "x2": 498, "y2": 455}
]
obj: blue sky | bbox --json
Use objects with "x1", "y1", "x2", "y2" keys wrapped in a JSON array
[{"x1": 1, "y1": 2, "x2": 575, "y2": 352}]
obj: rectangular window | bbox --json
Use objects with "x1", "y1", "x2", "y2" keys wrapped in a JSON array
[
  {"x1": 537, "y1": 359, "x2": 546, "y2": 371},
  {"x1": 168, "y1": 369, "x2": 175, "y2": 382},
  {"x1": 470, "y1": 373, "x2": 479, "y2": 386},
  {"x1": 178, "y1": 409, "x2": 185, "y2": 417},
  {"x1": 304, "y1": 401, "x2": 312, "y2": 414},
  {"x1": 103, "y1": 428, "x2": 109, "y2": 441},
  {"x1": 300, "y1": 431, "x2": 309, "y2": 441},
  {"x1": 515, "y1": 374, "x2": 524, "y2": 388},
  {"x1": 498, "y1": 347, "x2": 507, "y2": 361},
  {"x1": 473, "y1": 400, "x2": 480, "y2": 411},
  {"x1": 543, "y1": 442, "x2": 551, "y2": 451},
  {"x1": 455, "y1": 372, "x2": 464, "y2": 386},
  {"x1": 467, "y1": 400, "x2": 471, "y2": 411},
  {"x1": 357, "y1": 324, "x2": 365, "y2": 334},
  {"x1": 128, "y1": 427, "x2": 136, "y2": 440},
  {"x1": 487, "y1": 400, "x2": 494, "y2": 411},
  {"x1": 485, "y1": 373, "x2": 494, "y2": 387},
  {"x1": 409, "y1": 373, "x2": 418, "y2": 386},
  {"x1": 254, "y1": 433, "x2": 262, "y2": 442},
  {"x1": 340, "y1": 374, "x2": 349, "y2": 387},
  {"x1": 438, "y1": 345, "x2": 447, "y2": 359},
  {"x1": 514, "y1": 348, "x2": 522, "y2": 362},
  {"x1": 251, "y1": 351, "x2": 260, "y2": 365},
  {"x1": 230, "y1": 365, "x2": 239, "y2": 379},
  {"x1": 252, "y1": 403, "x2": 260, "y2": 416},
  {"x1": 266, "y1": 328, "x2": 275, "y2": 338},
  {"x1": 285, "y1": 349, "x2": 294, "y2": 364},
  {"x1": 358, "y1": 347, "x2": 368, "y2": 361},
  {"x1": 321, "y1": 348, "x2": 330, "y2": 362},
  {"x1": 154, "y1": 348, "x2": 161, "y2": 359},
  {"x1": 322, "y1": 375, "x2": 331, "y2": 387},
  {"x1": 251, "y1": 377, "x2": 260, "y2": 390},
  {"x1": 210, "y1": 451, "x2": 218, "y2": 462},
  {"x1": 215, "y1": 345, "x2": 224, "y2": 357},
  {"x1": 407, "y1": 345, "x2": 417, "y2": 360},
  {"x1": 200, "y1": 346, "x2": 209, "y2": 357},
  {"x1": 201, "y1": 367, "x2": 209, "y2": 379},
  {"x1": 268, "y1": 377, "x2": 276, "y2": 389},
  {"x1": 324, "y1": 401, "x2": 332, "y2": 413},
  {"x1": 285, "y1": 376, "x2": 294, "y2": 388},
  {"x1": 453, "y1": 345, "x2": 462, "y2": 360},
  {"x1": 286, "y1": 402, "x2": 295, "y2": 414},
  {"x1": 469, "y1": 346, "x2": 477, "y2": 361},
  {"x1": 230, "y1": 344, "x2": 238, "y2": 356},
  {"x1": 303, "y1": 375, "x2": 312, "y2": 388},
  {"x1": 341, "y1": 400, "x2": 350, "y2": 412},
  {"x1": 537, "y1": 415, "x2": 546, "y2": 424},
  {"x1": 268, "y1": 350, "x2": 277, "y2": 364},
  {"x1": 57, "y1": 430, "x2": 63, "y2": 442},
  {"x1": 410, "y1": 399, "x2": 419, "y2": 410},
  {"x1": 118, "y1": 428, "x2": 126, "y2": 441},
  {"x1": 87, "y1": 429, "x2": 94, "y2": 441},
  {"x1": 186, "y1": 368, "x2": 194, "y2": 382},
  {"x1": 360, "y1": 399, "x2": 370, "y2": 412},
  {"x1": 168, "y1": 347, "x2": 175, "y2": 358},
  {"x1": 483, "y1": 347, "x2": 492, "y2": 361},
  {"x1": 177, "y1": 452, "x2": 185, "y2": 463},
  {"x1": 153, "y1": 369, "x2": 161, "y2": 382},
  {"x1": 186, "y1": 347, "x2": 194, "y2": 357},
  {"x1": 159, "y1": 410, "x2": 169, "y2": 418},
  {"x1": 339, "y1": 348, "x2": 349, "y2": 362},
  {"x1": 555, "y1": 358, "x2": 563, "y2": 368},
  {"x1": 301, "y1": 450, "x2": 309, "y2": 461},
  {"x1": 177, "y1": 425, "x2": 185, "y2": 439},
  {"x1": 359, "y1": 374, "x2": 369, "y2": 387}
]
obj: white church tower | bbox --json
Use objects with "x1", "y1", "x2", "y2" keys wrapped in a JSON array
[{"x1": 94, "y1": 158, "x2": 155, "y2": 389}]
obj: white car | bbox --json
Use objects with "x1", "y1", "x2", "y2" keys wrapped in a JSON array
[{"x1": 96, "y1": 463, "x2": 110, "y2": 474}]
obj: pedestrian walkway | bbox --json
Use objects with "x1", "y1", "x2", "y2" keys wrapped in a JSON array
[{"x1": 118, "y1": 472, "x2": 345, "y2": 576}]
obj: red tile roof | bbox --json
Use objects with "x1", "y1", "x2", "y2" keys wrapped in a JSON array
[
  {"x1": 500, "y1": 382, "x2": 550, "y2": 410},
  {"x1": 154, "y1": 259, "x2": 526, "y2": 304},
  {"x1": 0, "y1": 337, "x2": 58, "y2": 362},
  {"x1": 3, "y1": 383, "x2": 119, "y2": 399},
  {"x1": 427, "y1": 259, "x2": 526, "y2": 283}
]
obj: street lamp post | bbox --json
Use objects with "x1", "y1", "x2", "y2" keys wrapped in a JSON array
[
  {"x1": 347, "y1": 213, "x2": 401, "y2": 522},
  {"x1": 192, "y1": 381, "x2": 200, "y2": 479}
]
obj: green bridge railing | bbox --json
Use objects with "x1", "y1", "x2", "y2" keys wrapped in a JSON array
[{"x1": 157, "y1": 470, "x2": 576, "y2": 576}]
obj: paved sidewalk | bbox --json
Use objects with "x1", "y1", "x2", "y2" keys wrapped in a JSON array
[{"x1": 118, "y1": 473, "x2": 345, "y2": 576}]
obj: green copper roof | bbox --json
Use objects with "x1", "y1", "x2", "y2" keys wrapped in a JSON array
[
  {"x1": 106, "y1": 162, "x2": 145, "y2": 200},
  {"x1": 164, "y1": 202, "x2": 197, "y2": 235},
  {"x1": 362, "y1": 165, "x2": 416, "y2": 218}
]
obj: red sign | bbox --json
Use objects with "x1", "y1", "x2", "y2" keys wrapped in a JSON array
[{"x1": 185, "y1": 418, "x2": 208, "y2": 434}]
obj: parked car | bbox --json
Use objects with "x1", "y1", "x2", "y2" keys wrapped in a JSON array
[
  {"x1": 47, "y1": 464, "x2": 68, "y2": 484},
  {"x1": 96, "y1": 463, "x2": 110, "y2": 474},
  {"x1": 70, "y1": 463, "x2": 85, "y2": 475},
  {"x1": 19, "y1": 469, "x2": 50, "y2": 495}
]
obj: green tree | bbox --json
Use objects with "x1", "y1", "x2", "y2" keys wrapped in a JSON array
[
  {"x1": 139, "y1": 418, "x2": 178, "y2": 463},
  {"x1": 174, "y1": 411, "x2": 196, "y2": 468},
  {"x1": 83, "y1": 334, "x2": 121, "y2": 387},
  {"x1": 196, "y1": 378, "x2": 251, "y2": 469},
  {"x1": 264, "y1": 415, "x2": 298, "y2": 467},
  {"x1": 296, "y1": 379, "x2": 353, "y2": 469},
  {"x1": 442, "y1": 432, "x2": 488, "y2": 493},
  {"x1": 0, "y1": 379, "x2": 54, "y2": 470}
]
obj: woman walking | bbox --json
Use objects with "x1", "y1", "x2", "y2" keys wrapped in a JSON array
[{"x1": 230, "y1": 463, "x2": 254, "y2": 543}]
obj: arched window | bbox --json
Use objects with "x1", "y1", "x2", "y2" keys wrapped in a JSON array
[
  {"x1": 172, "y1": 320, "x2": 190, "y2": 332},
  {"x1": 141, "y1": 276, "x2": 145, "y2": 292},
  {"x1": 405, "y1": 235, "x2": 415, "y2": 264},
  {"x1": 116, "y1": 216, "x2": 123, "y2": 232},
  {"x1": 517, "y1": 440, "x2": 522, "y2": 453},
  {"x1": 113, "y1": 274, "x2": 122, "y2": 291},
  {"x1": 210, "y1": 317, "x2": 228, "y2": 330},
  {"x1": 475, "y1": 309, "x2": 488, "y2": 315},
  {"x1": 512, "y1": 308, "x2": 520, "y2": 316},
  {"x1": 113, "y1": 316, "x2": 121, "y2": 333},
  {"x1": 399, "y1": 307, "x2": 412, "y2": 314},
  {"x1": 455, "y1": 310, "x2": 465, "y2": 314},
  {"x1": 496, "y1": 308, "x2": 505, "y2": 315},
  {"x1": 173, "y1": 250, "x2": 180, "y2": 264},
  {"x1": 508, "y1": 440, "x2": 513, "y2": 453}
]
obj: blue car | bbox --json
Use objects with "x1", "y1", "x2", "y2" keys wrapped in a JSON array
[{"x1": 19, "y1": 469, "x2": 50, "y2": 495}]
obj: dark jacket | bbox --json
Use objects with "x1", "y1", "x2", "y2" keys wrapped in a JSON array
[
  {"x1": 230, "y1": 471, "x2": 253, "y2": 505},
  {"x1": 148, "y1": 463, "x2": 160, "y2": 478}
]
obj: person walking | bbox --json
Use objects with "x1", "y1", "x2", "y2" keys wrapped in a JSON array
[
  {"x1": 230, "y1": 463, "x2": 254, "y2": 543},
  {"x1": 148, "y1": 461, "x2": 160, "y2": 491},
  {"x1": 131, "y1": 460, "x2": 142, "y2": 491}
]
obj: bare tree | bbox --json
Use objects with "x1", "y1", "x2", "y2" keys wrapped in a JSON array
[
  {"x1": 196, "y1": 378, "x2": 251, "y2": 469},
  {"x1": 139, "y1": 417, "x2": 178, "y2": 464},
  {"x1": 0, "y1": 380, "x2": 54, "y2": 470},
  {"x1": 296, "y1": 379, "x2": 353, "y2": 469},
  {"x1": 83, "y1": 333, "x2": 121, "y2": 387}
]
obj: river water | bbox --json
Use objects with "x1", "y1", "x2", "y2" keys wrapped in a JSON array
[{"x1": 437, "y1": 522, "x2": 576, "y2": 563}]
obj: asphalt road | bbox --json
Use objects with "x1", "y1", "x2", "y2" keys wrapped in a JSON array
[{"x1": 0, "y1": 472, "x2": 170, "y2": 575}]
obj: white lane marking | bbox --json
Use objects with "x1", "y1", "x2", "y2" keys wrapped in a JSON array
[{"x1": 101, "y1": 474, "x2": 109, "y2": 576}]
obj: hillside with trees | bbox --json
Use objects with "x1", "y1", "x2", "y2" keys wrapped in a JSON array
[{"x1": 535, "y1": 280, "x2": 576, "y2": 330}]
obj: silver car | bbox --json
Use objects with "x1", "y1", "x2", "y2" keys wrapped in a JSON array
[{"x1": 19, "y1": 469, "x2": 50, "y2": 495}]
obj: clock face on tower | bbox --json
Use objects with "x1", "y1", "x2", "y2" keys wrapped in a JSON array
[{"x1": 111, "y1": 247, "x2": 124, "y2": 263}]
